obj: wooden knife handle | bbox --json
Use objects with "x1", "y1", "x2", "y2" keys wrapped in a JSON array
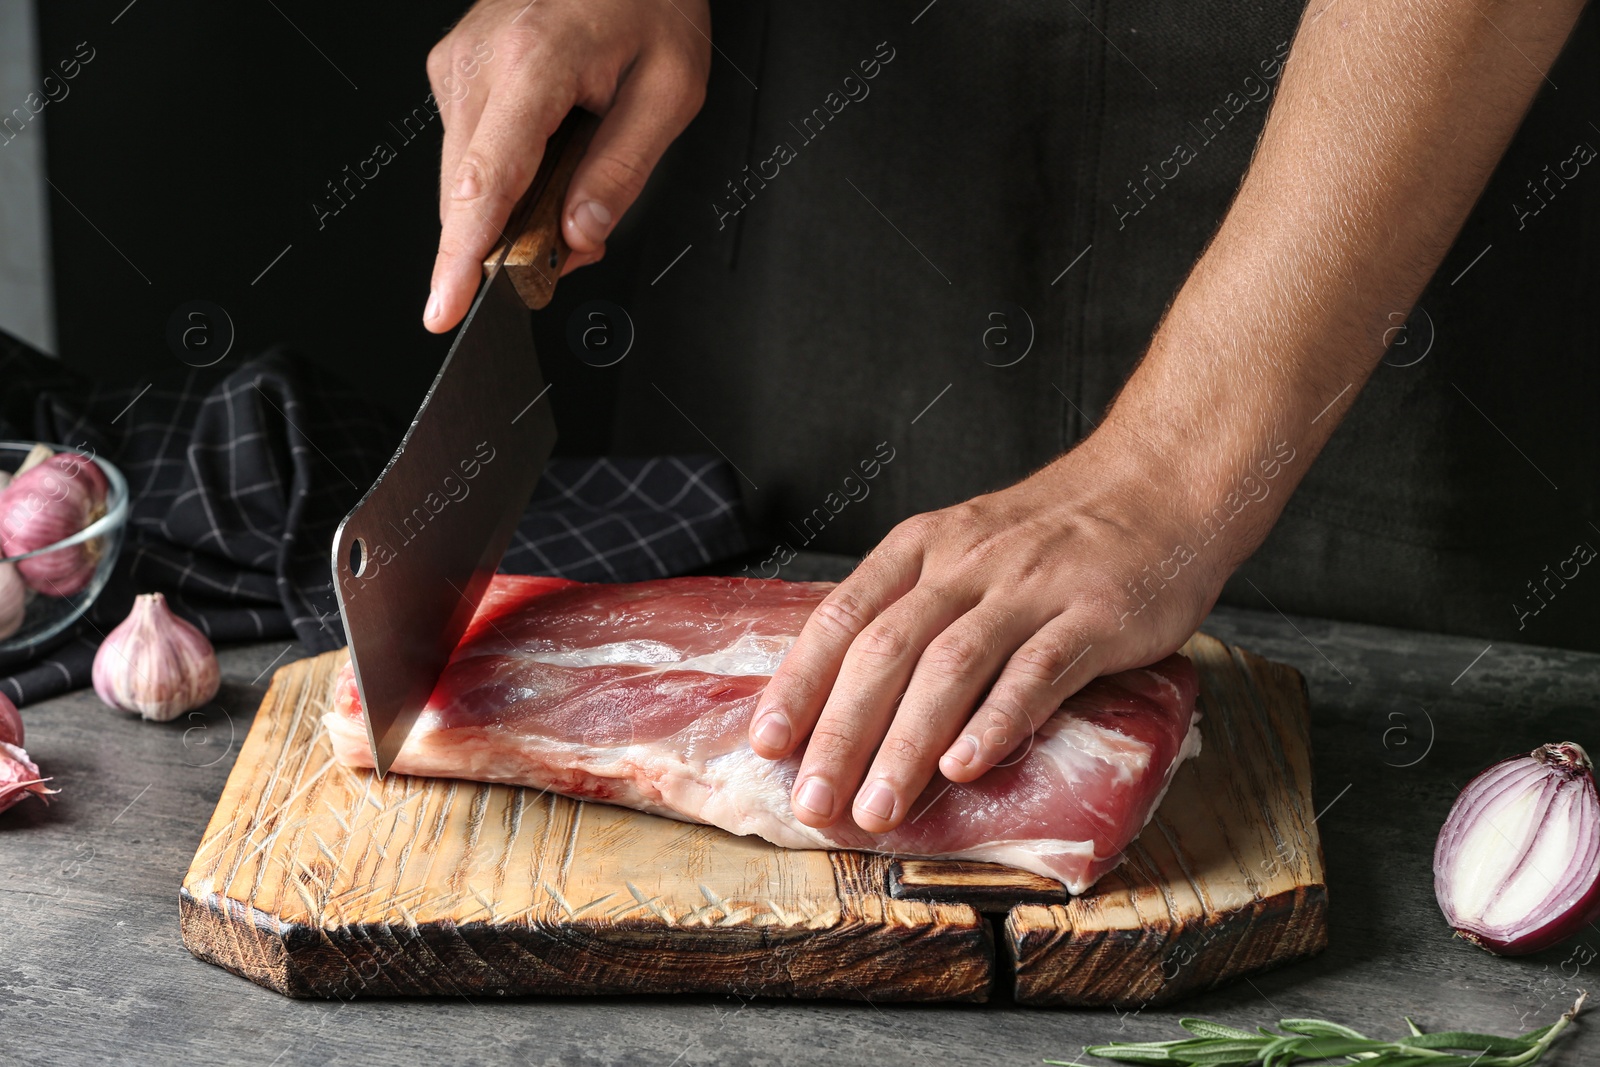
[{"x1": 482, "y1": 110, "x2": 599, "y2": 310}]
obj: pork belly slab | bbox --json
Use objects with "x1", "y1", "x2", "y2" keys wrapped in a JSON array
[{"x1": 325, "y1": 575, "x2": 1202, "y2": 894}]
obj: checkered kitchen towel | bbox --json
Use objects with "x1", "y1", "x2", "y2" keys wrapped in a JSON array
[{"x1": 0, "y1": 332, "x2": 751, "y2": 705}]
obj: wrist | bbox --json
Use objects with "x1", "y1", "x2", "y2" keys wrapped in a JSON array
[{"x1": 1085, "y1": 358, "x2": 1305, "y2": 578}]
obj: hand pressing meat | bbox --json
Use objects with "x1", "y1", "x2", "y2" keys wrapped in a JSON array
[
  {"x1": 747, "y1": 425, "x2": 1249, "y2": 838},
  {"x1": 325, "y1": 575, "x2": 1202, "y2": 894}
]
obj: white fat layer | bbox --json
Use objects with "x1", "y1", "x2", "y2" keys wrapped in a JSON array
[
  {"x1": 1043, "y1": 717, "x2": 1154, "y2": 786},
  {"x1": 1035, "y1": 717, "x2": 1157, "y2": 825},
  {"x1": 521, "y1": 633, "x2": 795, "y2": 676},
  {"x1": 944, "y1": 840, "x2": 1100, "y2": 895}
]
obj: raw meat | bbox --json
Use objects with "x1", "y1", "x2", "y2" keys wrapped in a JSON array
[{"x1": 325, "y1": 575, "x2": 1202, "y2": 894}]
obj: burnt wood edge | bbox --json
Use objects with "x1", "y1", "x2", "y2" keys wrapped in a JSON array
[
  {"x1": 886, "y1": 859, "x2": 1070, "y2": 908},
  {"x1": 1004, "y1": 880, "x2": 1329, "y2": 1008},
  {"x1": 180, "y1": 886, "x2": 994, "y2": 1003}
]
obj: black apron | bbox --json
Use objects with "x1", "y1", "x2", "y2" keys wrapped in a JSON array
[{"x1": 533, "y1": 0, "x2": 1600, "y2": 651}]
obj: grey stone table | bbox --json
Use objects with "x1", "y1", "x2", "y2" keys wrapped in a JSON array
[{"x1": 3, "y1": 573, "x2": 1598, "y2": 1065}]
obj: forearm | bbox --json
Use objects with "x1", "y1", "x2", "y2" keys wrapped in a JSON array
[{"x1": 1096, "y1": 0, "x2": 1588, "y2": 565}]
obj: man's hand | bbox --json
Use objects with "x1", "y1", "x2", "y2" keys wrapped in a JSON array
[
  {"x1": 748, "y1": 0, "x2": 1586, "y2": 834},
  {"x1": 749, "y1": 427, "x2": 1239, "y2": 835},
  {"x1": 423, "y1": 0, "x2": 710, "y2": 333}
]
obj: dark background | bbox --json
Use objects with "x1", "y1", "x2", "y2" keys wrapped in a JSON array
[
  {"x1": 35, "y1": 0, "x2": 643, "y2": 456},
  {"x1": 40, "y1": 1, "x2": 454, "y2": 416}
]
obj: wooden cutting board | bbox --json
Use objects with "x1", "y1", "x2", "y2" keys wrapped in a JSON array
[{"x1": 180, "y1": 632, "x2": 1326, "y2": 1007}]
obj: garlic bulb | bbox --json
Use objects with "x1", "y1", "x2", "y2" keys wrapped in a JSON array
[
  {"x1": 0, "y1": 452, "x2": 108, "y2": 597},
  {"x1": 92, "y1": 593, "x2": 221, "y2": 722},
  {"x1": 0, "y1": 562, "x2": 24, "y2": 640},
  {"x1": 46, "y1": 452, "x2": 109, "y2": 501},
  {"x1": 0, "y1": 691, "x2": 51, "y2": 816}
]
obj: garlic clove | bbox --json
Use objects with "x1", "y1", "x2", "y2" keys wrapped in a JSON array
[
  {"x1": 13, "y1": 442, "x2": 54, "y2": 478},
  {"x1": 0, "y1": 456, "x2": 103, "y2": 597},
  {"x1": 0, "y1": 562, "x2": 25, "y2": 640},
  {"x1": 92, "y1": 592, "x2": 221, "y2": 722},
  {"x1": 0, "y1": 690, "x2": 21, "y2": 748},
  {"x1": 0, "y1": 739, "x2": 55, "y2": 816}
]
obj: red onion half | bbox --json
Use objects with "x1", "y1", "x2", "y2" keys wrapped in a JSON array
[{"x1": 1434, "y1": 742, "x2": 1600, "y2": 955}]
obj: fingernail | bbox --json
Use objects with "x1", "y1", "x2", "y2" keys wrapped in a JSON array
[
  {"x1": 452, "y1": 165, "x2": 481, "y2": 201},
  {"x1": 752, "y1": 712, "x2": 790, "y2": 751},
  {"x1": 573, "y1": 200, "x2": 612, "y2": 243},
  {"x1": 856, "y1": 781, "x2": 896, "y2": 822},
  {"x1": 424, "y1": 289, "x2": 441, "y2": 324},
  {"x1": 793, "y1": 778, "x2": 834, "y2": 818},
  {"x1": 943, "y1": 736, "x2": 977, "y2": 770}
]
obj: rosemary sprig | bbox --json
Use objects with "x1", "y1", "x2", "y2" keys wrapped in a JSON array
[{"x1": 1048, "y1": 992, "x2": 1585, "y2": 1067}]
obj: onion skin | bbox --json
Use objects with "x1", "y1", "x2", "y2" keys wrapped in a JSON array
[
  {"x1": 1435, "y1": 742, "x2": 1600, "y2": 956},
  {"x1": 0, "y1": 455, "x2": 107, "y2": 597},
  {"x1": 92, "y1": 593, "x2": 221, "y2": 722}
]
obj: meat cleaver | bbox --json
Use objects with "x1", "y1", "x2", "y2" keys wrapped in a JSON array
[{"x1": 331, "y1": 111, "x2": 597, "y2": 777}]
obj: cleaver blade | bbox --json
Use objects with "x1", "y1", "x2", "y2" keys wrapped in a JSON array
[{"x1": 331, "y1": 111, "x2": 595, "y2": 777}]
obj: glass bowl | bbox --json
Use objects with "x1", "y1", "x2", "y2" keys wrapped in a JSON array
[{"x1": 0, "y1": 442, "x2": 130, "y2": 666}]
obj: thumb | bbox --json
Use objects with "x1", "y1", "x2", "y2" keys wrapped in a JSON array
[{"x1": 563, "y1": 62, "x2": 705, "y2": 258}]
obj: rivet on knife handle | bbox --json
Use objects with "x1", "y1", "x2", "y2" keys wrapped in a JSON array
[{"x1": 484, "y1": 109, "x2": 599, "y2": 310}]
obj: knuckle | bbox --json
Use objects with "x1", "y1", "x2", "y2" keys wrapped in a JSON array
[
  {"x1": 679, "y1": 74, "x2": 708, "y2": 118},
  {"x1": 976, "y1": 701, "x2": 1031, "y2": 751},
  {"x1": 983, "y1": 703, "x2": 1043, "y2": 767},
  {"x1": 1006, "y1": 642, "x2": 1066, "y2": 685},
  {"x1": 425, "y1": 44, "x2": 452, "y2": 86},
  {"x1": 881, "y1": 733, "x2": 928, "y2": 767},
  {"x1": 454, "y1": 152, "x2": 522, "y2": 204},
  {"x1": 455, "y1": 148, "x2": 490, "y2": 179},
  {"x1": 809, "y1": 590, "x2": 873, "y2": 641},
  {"x1": 944, "y1": 501, "x2": 987, "y2": 538},
  {"x1": 495, "y1": 25, "x2": 547, "y2": 66},
  {"x1": 1005, "y1": 544, "x2": 1062, "y2": 589},
  {"x1": 921, "y1": 636, "x2": 981, "y2": 677},
  {"x1": 1074, "y1": 591, "x2": 1126, "y2": 637},
  {"x1": 655, "y1": 56, "x2": 709, "y2": 115},
  {"x1": 854, "y1": 620, "x2": 912, "y2": 665},
  {"x1": 587, "y1": 151, "x2": 652, "y2": 202},
  {"x1": 930, "y1": 505, "x2": 996, "y2": 565},
  {"x1": 804, "y1": 723, "x2": 856, "y2": 764},
  {"x1": 893, "y1": 512, "x2": 936, "y2": 541}
]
